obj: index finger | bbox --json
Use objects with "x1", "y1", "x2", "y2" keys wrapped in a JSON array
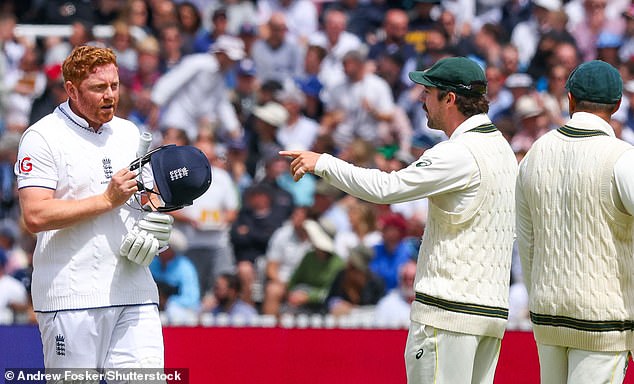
[
  {"x1": 279, "y1": 150, "x2": 301, "y2": 159},
  {"x1": 115, "y1": 167, "x2": 138, "y2": 179}
]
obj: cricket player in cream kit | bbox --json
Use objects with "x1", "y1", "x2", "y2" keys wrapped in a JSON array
[
  {"x1": 282, "y1": 57, "x2": 517, "y2": 383},
  {"x1": 517, "y1": 60, "x2": 634, "y2": 383},
  {"x1": 15, "y1": 46, "x2": 209, "y2": 374}
]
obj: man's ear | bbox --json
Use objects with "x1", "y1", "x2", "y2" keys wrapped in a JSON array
[
  {"x1": 613, "y1": 98, "x2": 622, "y2": 114},
  {"x1": 65, "y1": 81, "x2": 77, "y2": 100},
  {"x1": 445, "y1": 91, "x2": 456, "y2": 105},
  {"x1": 567, "y1": 92, "x2": 575, "y2": 117}
]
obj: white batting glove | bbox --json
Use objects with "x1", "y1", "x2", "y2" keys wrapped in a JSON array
[
  {"x1": 137, "y1": 212, "x2": 174, "y2": 248},
  {"x1": 120, "y1": 229, "x2": 160, "y2": 266}
]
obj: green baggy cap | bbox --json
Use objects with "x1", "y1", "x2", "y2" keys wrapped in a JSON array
[
  {"x1": 408, "y1": 57, "x2": 487, "y2": 96},
  {"x1": 566, "y1": 60, "x2": 622, "y2": 104}
]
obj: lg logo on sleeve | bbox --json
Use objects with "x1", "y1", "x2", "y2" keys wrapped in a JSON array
[{"x1": 19, "y1": 157, "x2": 32, "y2": 173}]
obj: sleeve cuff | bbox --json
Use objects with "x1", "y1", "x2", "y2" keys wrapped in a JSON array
[{"x1": 314, "y1": 153, "x2": 331, "y2": 176}]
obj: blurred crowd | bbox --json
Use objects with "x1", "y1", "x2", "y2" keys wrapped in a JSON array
[{"x1": 1, "y1": 0, "x2": 633, "y2": 327}]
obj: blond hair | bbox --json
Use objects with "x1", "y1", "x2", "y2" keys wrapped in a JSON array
[{"x1": 62, "y1": 45, "x2": 118, "y2": 85}]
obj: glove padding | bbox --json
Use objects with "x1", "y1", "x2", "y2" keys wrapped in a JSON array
[
  {"x1": 120, "y1": 229, "x2": 160, "y2": 266},
  {"x1": 137, "y1": 212, "x2": 174, "y2": 248}
]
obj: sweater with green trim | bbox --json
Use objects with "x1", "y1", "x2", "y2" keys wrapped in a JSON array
[
  {"x1": 518, "y1": 129, "x2": 634, "y2": 351},
  {"x1": 411, "y1": 128, "x2": 517, "y2": 339}
]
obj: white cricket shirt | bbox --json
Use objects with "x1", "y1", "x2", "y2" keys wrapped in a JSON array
[{"x1": 15, "y1": 101, "x2": 159, "y2": 312}]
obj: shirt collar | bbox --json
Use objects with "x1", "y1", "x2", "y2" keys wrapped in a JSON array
[
  {"x1": 450, "y1": 114, "x2": 492, "y2": 140},
  {"x1": 57, "y1": 100, "x2": 108, "y2": 134},
  {"x1": 566, "y1": 112, "x2": 616, "y2": 138}
]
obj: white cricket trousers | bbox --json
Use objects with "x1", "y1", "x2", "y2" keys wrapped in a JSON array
[
  {"x1": 405, "y1": 321, "x2": 501, "y2": 384},
  {"x1": 37, "y1": 304, "x2": 164, "y2": 371},
  {"x1": 537, "y1": 344, "x2": 629, "y2": 384}
]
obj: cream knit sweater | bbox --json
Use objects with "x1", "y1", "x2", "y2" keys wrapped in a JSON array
[
  {"x1": 410, "y1": 129, "x2": 517, "y2": 339},
  {"x1": 517, "y1": 127, "x2": 634, "y2": 351}
]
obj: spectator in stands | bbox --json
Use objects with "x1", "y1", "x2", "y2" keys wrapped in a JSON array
[
  {"x1": 477, "y1": 23, "x2": 507, "y2": 67},
  {"x1": 313, "y1": 7, "x2": 363, "y2": 90},
  {"x1": 415, "y1": 24, "x2": 451, "y2": 76},
  {"x1": 193, "y1": 7, "x2": 228, "y2": 54},
  {"x1": 0, "y1": 218, "x2": 26, "y2": 273},
  {"x1": 256, "y1": 0, "x2": 317, "y2": 45},
  {"x1": 255, "y1": 146, "x2": 297, "y2": 218},
  {"x1": 262, "y1": 206, "x2": 311, "y2": 316},
  {"x1": 176, "y1": 1, "x2": 203, "y2": 55},
  {"x1": 500, "y1": 43, "x2": 521, "y2": 77},
  {"x1": 376, "y1": 50, "x2": 410, "y2": 104},
  {"x1": 0, "y1": 132, "x2": 20, "y2": 220},
  {"x1": 231, "y1": 184, "x2": 288, "y2": 304},
  {"x1": 9, "y1": 228, "x2": 36, "y2": 324},
  {"x1": 148, "y1": 0, "x2": 178, "y2": 37},
  {"x1": 370, "y1": 212, "x2": 415, "y2": 293},
  {"x1": 486, "y1": 64, "x2": 513, "y2": 124},
  {"x1": 251, "y1": 12, "x2": 302, "y2": 84},
  {"x1": 274, "y1": 151, "x2": 316, "y2": 209},
  {"x1": 225, "y1": 138, "x2": 253, "y2": 193},
  {"x1": 247, "y1": 101, "x2": 288, "y2": 180},
  {"x1": 284, "y1": 219, "x2": 344, "y2": 314},
  {"x1": 620, "y1": 80, "x2": 634, "y2": 143},
  {"x1": 121, "y1": 0, "x2": 151, "y2": 40},
  {"x1": 158, "y1": 23, "x2": 185, "y2": 73},
  {"x1": 339, "y1": 137, "x2": 377, "y2": 169},
  {"x1": 530, "y1": 32, "x2": 573, "y2": 86},
  {"x1": 568, "y1": 0, "x2": 615, "y2": 62},
  {"x1": 510, "y1": 94, "x2": 552, "y2": 154},
  {"x1": 310, "y1": 179, "x2": 351, "y2": 234},
  {"x1": 551, "y1": 40, "x2": 582, "y2": 78},
  {"x1": 539, "y1": 64, "x2": 569, "y2": 126},
  {"x1": 94, "y1": 0, "x2": 124, "y2": 26},
  {"x1": 35, "y1": 0, "x2": 95, "y2": 25},
  {"x1": 510, "y1": 0, "x2": 562, "y2": 70},
  {"x1": 294, "y1": 42, "x2": 326, "y2": 121},
  {"x1": 326, "y1": 245, "x2": 384, "y2": 316},
  {"x1": 4, "y1": 43, "x2": 46, "y2": 133},
  {"x1": 406, "y1": 0, "x2": 441, "y2": 54},
  {"x1": 237, "y1": 22, "x2": 258, "y2": 58},
  {"x1": 171, "y1": 139, "x2": 239, "y2": 297},
  {"x1": 333, "y1": 199, "x2": 382, "y2": 261},
  {"x1": 0, "y1": 12, "x2": 24, "y2": 73},
  {"x1": 210, "y1": 272, "x2": 258, "y2": 321},
  {"x1": 29, "y1": 63, "x2": 66, "y2": 125},
  {"x1": 276, "y1": 84, "x2": 319, "y2": 153},
  {"x1": 162, "y1": 126, "x2": 190, "y2": 146},
  {"x1": 374, "y1": 259, "x2": 416, "y2": 328},
  {"x1": 214, "y1": 0, "x2": 258, "y2": 37},
  {"x1": 230, "y1": 58, "x2": 258, "y2": 127},
  {"x1": 129, "y1": 35, "x2": 162, "y2": 93},
  {"x1": 0, "y1": 248, "x2": 28, "y2": 323},
  {"x1": 108, "y1": 20, "x2": 138, "y2": 80},
  {"x1": 322, "y1": 0, "x2": 386, "y2": 44},
  {"x1": 366, "y1": 8, "x2": 416, "y2": 78},
  {"x1": 321, "y1": 49, "x2": 395, "y2": 151},
  {"x1": 150, "y1": 228, "x2": 201, "y2": 322},
  {"x1": 619, "y1": 4, "x2": 634, "y2": 63},
  {"x1": 437, "y1": 8, "x2": 463, "y2": 50},
  {"x1": 493, "y1": 73, "x2": 535, "y2": 126},
  {"x1": 595, "y1": 30, "x2": 623, "y2": 68},
  {"x1": 151, "y1": 35, "x2": 244, "y2": 143}
]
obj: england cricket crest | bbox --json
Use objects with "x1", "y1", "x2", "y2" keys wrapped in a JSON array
[
  {"x1": 102, "y1": 157, "x2": 113, "y2": 179},
  {"x1": 55, "y1": 334, "x2": 66, "y2": 356}
]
